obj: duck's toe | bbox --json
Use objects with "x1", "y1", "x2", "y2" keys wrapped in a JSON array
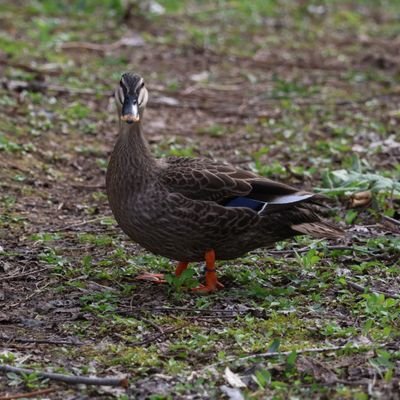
[{"x1": 191, "y1": 280, "x2": 224, "y2": 293}]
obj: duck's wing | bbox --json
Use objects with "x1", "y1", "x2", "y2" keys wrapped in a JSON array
[
  {"x1": 159, "y1": 157, "x2": 344, "y2": 239},
  {"x1": 159, "y1": 157, "x2": 254, "y2": 202},
  {"x1": 159, "y1": 157, "x2": 316, "y2": 207}
]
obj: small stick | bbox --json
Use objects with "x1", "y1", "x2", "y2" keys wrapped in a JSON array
[
  {"x1": 0, "y1": 58, "x2": 60, "y2": 76},
  {"x1": 347, "y1": 281, "x2": 366, "y2": 293},
  {"x1": 0, "y1": 335, "x2": 84, "y2": 346},
  {"x1": 46, "y1": 217, "x2": 103, "y2": 232},
  {"x1": 127, "y1": 324, "x2": 187, "y2": 347},
  {"x1": 230, "y1": 345, "x2": 347, "y2": 362},
  {"x1": 0, "y1": 388, "x2": 55, "y2": 400},
  {"x1": 71, "y1": 183, "x2": 105, "y2": 190},
  {"x1": 60, "y1": 37, "x2": 142, "y2": 53},
  {"x1": 9, "y1": 281, "x2": 53, "y2": 308},
  {"x1": 0, "y1": 365, "x2": 128, "y2": 388},
  {"x1": 346, "y1": 281, "x2": 400, "y2": 299},
  {"x1": 137, "y1": 316, "x2": 164, "y2": 333},
  {"x1": 381, "y1": 215, "x2": 400, "y2": 226},
  {"x1": 206, "y1": 342, "x2": 389, "y2": 371},
  {"x1": 61, "y1": 41, "x2": 118, "y2": 52},
  {"x1": 0, "y1": 267, "x2": 51, "y2": 282},
  {"x1": 269, "y1": 245, "x2": 374, "y2": 255},
  {"x1": 1, "y1": 78, "x2": 109, "y2": 96},
  {"x1": 119, "y1": 306, "x2": 242, "y2": 314}
]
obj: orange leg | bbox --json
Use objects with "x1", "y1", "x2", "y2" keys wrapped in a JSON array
[
  {"x1": 135, "y1": 261, "x2": 189, "y2": 283},
  {"x1": 192, "y1": 249, "x2": 224, "y2": 293},
  {"x1": 175, "y1": 261, "x2": 189, "y2": 276}
]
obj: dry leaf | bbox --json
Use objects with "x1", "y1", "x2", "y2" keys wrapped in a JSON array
[
  {"x1": 224, "y1": 367, "x2": 246, "y2": 388},
  {"x1": 297, "y1": 356, "x2": 337, "y2": 384},
  {"x1": 349, "y1": 191, "x2": 372, "y2": 208},
  {"x1": 220, "y1": 385, "x2": 245, "y2": 400}
]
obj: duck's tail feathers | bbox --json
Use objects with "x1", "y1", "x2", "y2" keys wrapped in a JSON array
[{"x1": 291, "y1": 221, "x2": 344, "y2": 239}]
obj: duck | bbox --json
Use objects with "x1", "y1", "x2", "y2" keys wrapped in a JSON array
[{"x1": 106, "y1": 72, "x2": 343, "y2": 293}]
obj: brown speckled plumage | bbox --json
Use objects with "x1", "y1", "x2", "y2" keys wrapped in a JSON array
[{"x1": 106, "y1": 73, "x2": 343, "y2": 266}]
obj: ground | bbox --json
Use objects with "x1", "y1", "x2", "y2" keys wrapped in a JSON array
[{"x1": 0, "y1": 1, "x2": 400, "y2": 399}]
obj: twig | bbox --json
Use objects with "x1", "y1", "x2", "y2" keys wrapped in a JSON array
[
  {"x1": 1, "y1": 78, "x2": 110, "y2": 97},
  {"x1": 0, "y1": 365, "x2": 128, "y2": 388},
  {"x1": 347, "y1": 281, "x2": 366, "y2": 293},
  {"x1": 269, "y1": 245, "x2": 374, "y2": 255},
  {"x1": 119, "y1": 306, "x2": 274, "y2": 320},
  {"x1": 0, "y1": 58, "x2": 61, "y2": 75},
  {"x1": 229, "y1": 345, "x2": 347, "y2": 362},
  {"x1": 61, "y1": 41, "x2": 120, "y2": 52},
  {"x1": 346, "y1": 281, "x2": 400, "y2": 299},
  {"x1": 71, "y1": 183, "x2": 105, "y2": 190},
  {"x1": 46, "y1": 217, "x2": 103, "y2": 233},
  {"x1": 0, "y1": 335, "x2": 84, "y2": 346},
  {"x1": 9, "y1": 281, "x2": 53, "y2": 308},
  {"x1": 183, "y1": 315, "x2": 241, "y2": 320},
  {"x1": 252, "y1": 58, "x2": 347, "y2": 72},
  {"x1": 205, "y1": 342, "x2": 389, "y2": 371},
  {"x1": 381, "y1": 215, "x2": 400, "y2": 226},
  {"x1": 0, "y1": 388, "x2": 55, "y2": 400},
  {"x1": 137, "y1": 316, "x2": 164, "y2": 333},
  {"x1": 119, "y1": 306, "x2": 245, "y2": 314},
  {"x1": 60, "y1": 36, "x2": 144, "y2": 53},
  {"x1": 333, "y1": 92, "x2": 400, "y2": 106},
  {"x1": 126, "y1": 324, "x2": 188, "y2": 347},
  {"x1": 0, "y1": 267, "x2": 52, "y2": 282}
]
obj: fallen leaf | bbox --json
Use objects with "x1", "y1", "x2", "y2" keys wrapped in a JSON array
[
  {"x1": 349, "y1": 191, "x2": 372, "y2": 208},
  {"x1": 220, "y1": 385, "x2": 245, "y2": 400},
  {"x1": 154, "y1": 96, "x2": 179, "y2": 106},
  {"x1": 224, "y1": 367, "x2": 246, "y2": 388},
  {"x1": 190, "y1": 71, "x2": 209, "y2": 82},
  {"x1": 297, "y1": 356, "x2": 337, "y2": 384},
  {"x1": 119, "y1": 35, "x2": 145, "y2": 48}
]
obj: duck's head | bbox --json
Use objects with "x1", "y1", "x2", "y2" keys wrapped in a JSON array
[{"x1": 115, "y1": 72, "x2": 148, "y2": 124}]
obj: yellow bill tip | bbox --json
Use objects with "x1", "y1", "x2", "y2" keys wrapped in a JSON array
[{"x1": 121, "y1": 114, "x2": 140, "y2": 122}]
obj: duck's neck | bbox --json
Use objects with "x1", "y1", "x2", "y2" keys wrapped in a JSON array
[{"x1": 110, "y1": 120, "x2": 156, "y2": 186}]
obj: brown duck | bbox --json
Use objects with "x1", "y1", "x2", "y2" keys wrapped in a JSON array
[{"x1": 106, "y1": 72, "x2": 343, "y2": 292}]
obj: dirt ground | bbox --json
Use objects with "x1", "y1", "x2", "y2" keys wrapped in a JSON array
[{"x1": 1, "y1": 1, "x2": 400, "y2": 399}]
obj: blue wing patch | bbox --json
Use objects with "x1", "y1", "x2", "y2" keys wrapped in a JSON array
[
  {"x1": 224, "y1": 197, "x2": 266, "y2": 212},
  {"x1": 224, "y1": 193, "x2": 314, "y2": 214}
]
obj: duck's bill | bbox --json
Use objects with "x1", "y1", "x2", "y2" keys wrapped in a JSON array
[
  {"x1": 121, "y1": 114, "x2": 140, "y2": 123},
  {"x1": 121, "y1": 96, "x2": 139, "y2": 123}
]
